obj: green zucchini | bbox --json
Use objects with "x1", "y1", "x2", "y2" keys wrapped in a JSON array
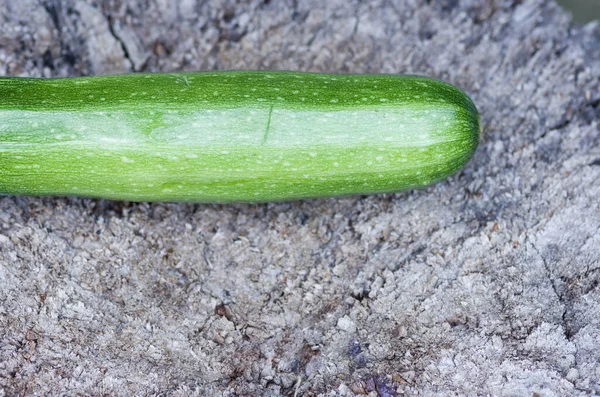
[{"x1": 0, "y1": 71, "x2": 480, "y2": 202}]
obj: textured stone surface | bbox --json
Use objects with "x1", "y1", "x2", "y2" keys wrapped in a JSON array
[{"x1": 1, "y1": 0, "x2": 599, "y2": 395}]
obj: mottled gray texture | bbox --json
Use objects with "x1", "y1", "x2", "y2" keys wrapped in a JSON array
[{"x1": 1, "y1": 0, "x2": 599, "y2": 395}]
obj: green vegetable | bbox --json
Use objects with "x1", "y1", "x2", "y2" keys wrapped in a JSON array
[{"x1": 0, "y1": 71, "x2": 480, "y2": 202}]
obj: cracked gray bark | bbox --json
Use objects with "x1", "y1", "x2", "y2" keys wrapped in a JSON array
[{"x1": 0, "y1": 0, "x2": 599, "y2": 395}]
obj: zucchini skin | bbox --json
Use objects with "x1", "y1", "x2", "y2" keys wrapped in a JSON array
[{"x1": 0, "y1": 71, "x2": 480, "y2": 202}]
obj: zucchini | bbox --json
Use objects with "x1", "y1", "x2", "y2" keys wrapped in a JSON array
[{"x1": 0, "y1": 71, "x2": 480, "y2": 202}]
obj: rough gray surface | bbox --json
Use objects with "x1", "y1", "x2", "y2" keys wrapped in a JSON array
[{"x1": 1, "y1": 0, "x2": 599, "y2": 395}]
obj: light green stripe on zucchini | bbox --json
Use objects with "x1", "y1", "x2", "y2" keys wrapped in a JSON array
[{"x1": 0, "y1": 71, "x2": 480, "y2": 202}]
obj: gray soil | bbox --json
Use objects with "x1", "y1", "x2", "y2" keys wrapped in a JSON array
[{"x1": 1, "y1": 0, "x2": 599, "y2": 395}]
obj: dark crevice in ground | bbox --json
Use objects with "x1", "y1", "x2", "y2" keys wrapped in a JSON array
[{"x1": 104, "y1": 13, "x2": 134, "y2": 72}]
